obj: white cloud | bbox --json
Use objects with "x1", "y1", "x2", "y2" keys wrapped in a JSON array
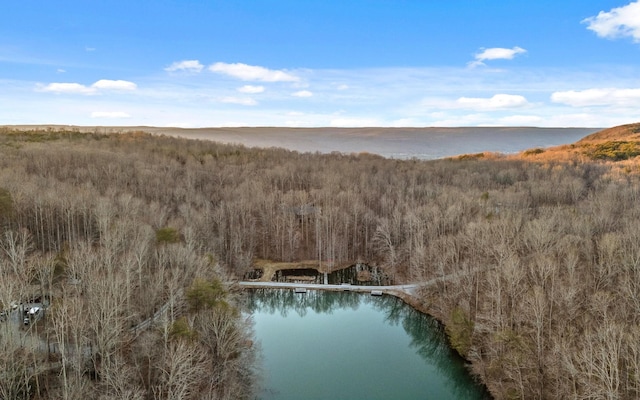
[
  {"x1": 498, "y1": 115, "x2": 542, "y2": 125},
  {"x1": 330, "y1": 117, "x2": 380, "y2": 127},
  {"x1": 292, "y1": 90, "x2": 313, "y2": 98},
  {"x1": 469, "y1": 46, "x2": 527, "y2": 67},
  {"x1": 219, "y1": 96, "x2": 258, "y2": 106},
  {"x1": 431, "y1": 114, "x2": 491, "y2": 127},
  {"x1": 164, "y1": 60, "x2": 204, "y2": 73},
  {"x1": 583, "y1": 1, "x2": 640, "y2": 42},
  {"x1": 544, "y1": 113, "x2": 613, "y2": 128},
  {"x1": 91, "y1": 111, "x2": 131, "y2": 118},
  {"x1": 39, "y1": 82, "x2": 96, "y2": 95},
  {"x1": 551, "y1": 87, "x2": 640, "y2": 106},
  {"x1": 39, "y1": 79, "x2": 137, "y2": 95},
  {"x1": 237, "y1": 85, "x2": 265, "y2": 94},
  {"x1": 92, "y1": 79, "x2": 137, "y2": 91},
  {"x1": 209, "y1": 62, "x2": 299, "y2": 82},
  {"x1": 389, "y1": 118, "x2": 423, "y2": 127},
  {"x1": 456, "y1": 94, "x2": 529, "y2": 110},
  {"x1": 16, "y1": 63, "x2": 640, "y2": 128}
]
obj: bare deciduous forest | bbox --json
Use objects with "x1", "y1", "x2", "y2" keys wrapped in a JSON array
[{"x1": 1, "y1": 124, "x2": 640, "y2": 399}]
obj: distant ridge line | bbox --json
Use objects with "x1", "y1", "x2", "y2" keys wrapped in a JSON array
[{"x1": 0, "y1": 125, "x2": 603, "y2": 160}]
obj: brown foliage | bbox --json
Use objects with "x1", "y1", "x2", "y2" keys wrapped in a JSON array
[{"x1": 3, "y1": 126, "x2": 640, "y2": 398}]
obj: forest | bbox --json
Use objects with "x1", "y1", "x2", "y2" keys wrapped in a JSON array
[{"x1": 1, "y1": 123, "x2": 640, "y2": 399}]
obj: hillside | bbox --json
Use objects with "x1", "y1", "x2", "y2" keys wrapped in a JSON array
[
  {"x1": 577, "y1": 122, "x2": 640, "y2": 143},
  {"x1": 509, "y1": 122, "x2": 640, "y2": 164}
]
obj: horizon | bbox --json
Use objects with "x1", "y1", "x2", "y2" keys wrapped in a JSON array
[
  {"x1": 2, "y1": 125, "x2": 600, "y2": 160},
  {"x1": 2, "y1": 1, "x2": 640, "y2": 128},
  {"x1": 1, "y1": 124, "x2": 607, "y2": 130}
]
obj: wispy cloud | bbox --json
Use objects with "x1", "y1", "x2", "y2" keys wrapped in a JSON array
[
  {"x1": 39, "y1": 79, "x2": 137, "y2": 95},
  {"x1": 292, "y1": 90, "x2": 313, "y2": 98},
  {"x1": 209, "y1": 62, "x2": 299, "y2": 82},
  {"x1": 91, "y1": 111, "x2": 131, "y2": 118},
  {"x1": 165, "y1": 60, "x2": 204, "y2": 73},
  {"x1": 551, "y1": 87, "x2": 640, "y2": 106},
  {"x1": 330, "y1": 117, "x2": 380, "y2": 127},
  {"x1": 498, "y1": 115, "x2": 542, "y2": 125},
  {"x1": 583, "y1": 1, "x2": 640, "y2": 42},
  {"x1": 219, "y1": 96, "x2": 258, "y2": 106},
  {"x1": 456, "y1": 94, "x2": 529, "y2": 110},
  {"x1": 237, "y1": 85, "x2": 265, "y2": 94},
  {"x1": 469, "y1": 46, "x2": 527, "y2": 67},
  {"x1": 12, "y1": 62, "x2": 637, "y2": 128}
]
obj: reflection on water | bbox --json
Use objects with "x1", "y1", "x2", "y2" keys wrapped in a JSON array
[
  {"x1": 327, "y1": 263, "x2": 393, "y2": 286},
  {"x1": 244, "y1": 290, "x2": 490, "y2": 400}
]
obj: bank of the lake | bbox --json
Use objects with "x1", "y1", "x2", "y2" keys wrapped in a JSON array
[{"x1": 244, "y1": 289, "x2": 490, "y2": 400}]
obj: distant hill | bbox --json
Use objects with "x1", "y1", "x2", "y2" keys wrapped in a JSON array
[
  {"x1": 512, "y1": 122, "x2": 640, "y2": 163},
  {"x1": 1, "y1": 125, "x2": 600, "y2": 160},
  {"x1": 577, "y1": 122, "x2": 640, "y2": 143}
]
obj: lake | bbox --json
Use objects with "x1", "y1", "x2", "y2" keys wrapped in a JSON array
[{"x1": 244, "y1": 289, "x2": 490, "y2": 400}]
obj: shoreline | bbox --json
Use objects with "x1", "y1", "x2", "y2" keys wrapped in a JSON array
[
  {"x1": 379, "y1": 289, "x2": 492, "y2": 397},
  {"x1": 239, "y1": 281, "x2": 493, "y2": 398},
  {"x1": 244, "y1": 259, "x2": 492, "y2": 396}
]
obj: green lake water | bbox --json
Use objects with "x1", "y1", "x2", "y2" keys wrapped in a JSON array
[{"x1": 244, "y1": 290, "x2": 489, "y2": 400}]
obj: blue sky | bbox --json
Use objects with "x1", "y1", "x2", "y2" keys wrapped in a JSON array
[{"x1": 2, "y1": 0, "x2": 640, "y2": 127}]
